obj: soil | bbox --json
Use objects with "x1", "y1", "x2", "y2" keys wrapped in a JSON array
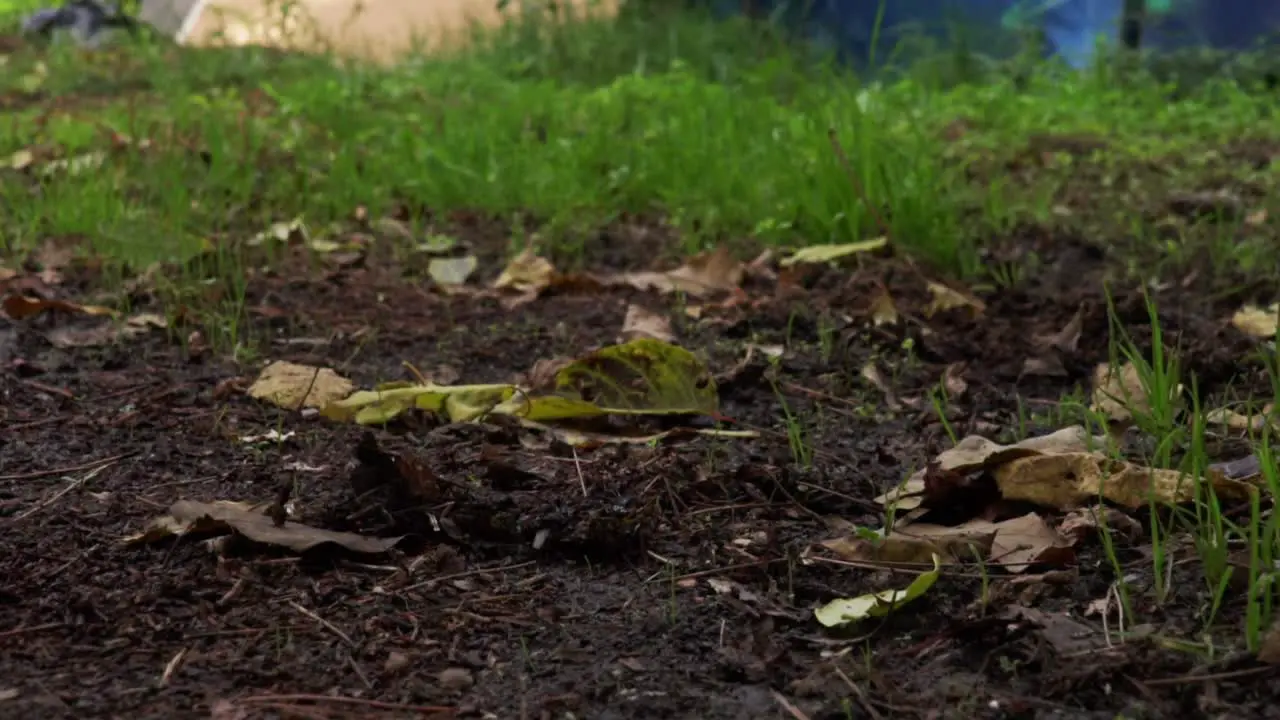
[{"x1": 5, "y1": 162, "x2": 1280, "y2": 716}]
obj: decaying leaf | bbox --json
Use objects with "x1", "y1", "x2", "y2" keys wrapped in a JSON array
[
  {"x1": 1232, "y1": 304, "x2": 1278, "y2": 338},
  {"x1": 619, "y1": 304, "x2": 675, "y2": 343},
  {"x1": 3, "y1": 294, "x2": 116, "y2": 320},
  {"x1": 994, "y1": 453, "x2": 1254, "y2": 510},
  {"x1": 248, "y1": 217, "x2": 309, "y2": 247},
  {"x1": 248, "y1": 361, "x2": 356, "y2": 411},
  {"x1": 125, "y1": 500, "x2": 402, "y2": 555},
  {"x1": 428, "y1": 255, "x2": 478, "y2": 286},
  {"x1": 925, "y1": 281, "x2": 985, "y2": 318},
  {"x1": 1058, "y1": 505, "x2": 1144, "y2": 544},
  {"x1": 323, "y1": 339, "x2": 718, "y2": 426},
  {"x1": 876, "y1": 426, "x2": 1109, "y2": 511},
  {"x1": 609, "y1": 245, "x2": 743, "y2": 298},
  {"x1": 779, "y1": 237, "x2": 887, "y2": 267},
  {"x1": 814, "y1": 553, "x2": 941, "y2": 627},
  {"x1": 1257, "y1": 616, "x2": 1280, "y2": 664}
]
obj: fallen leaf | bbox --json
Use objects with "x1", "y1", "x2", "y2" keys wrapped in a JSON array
[
  {"x1": 248, "y1": 217, "x2": 308, "y2": 247},
  {"x1": 822, "y1": 526, "x2": 994, "y2": 566},
  {"x1": 1258, "y1": 616, "x2": 1280, "y2": 664},
  {"x1": 416, "y1": 234, "x2": 459, "y2": 253},
  {"x1": 995, "y1": 453, "x2": 1253, "y2": 510},
  {"x1": 1231, "y1": 304, "x2": 1278, "y2": 338},
  {"x1": 925, "y1": 281, "x2": 985, "y2": 318},
  {"x1": 1058, "y1": 505, "x2": 1144, "y2": 544},
  {"x1": 248, "y1": 361, "x2": 355, "y2": 410},
  {"x1": 428, "y1": 255, "x2": 478, "y2": 286},
  {"x1": 3, "y1": 295, "x2": 116, "y2": 320},
  {"x1": 125, "y1": 499, "x2": 402, "y2": 555},
  {"x1": 876, "y1": 426, "x2": 1109, "y2": 510},
  {"x1": 867, "y1": 287, "x2": 900, "y2": 326},
  {"x1": 619, "y1": 304, "x2": 674, "y2": 343},
  {"x1": 324, "y1": 340, "x2": 718, "y2": 426},
  {"x1": 779, "y1": 237, "x2": 887, "y2": 267},
  {"x1": 1001, "y1": 606, "x2": 1104, "y2": 656},
  {"x1": 44, "y1": 312, "x2": 166, "y2": 348},
  {"x1": 979, "y1": 513, "x2": 1075, "y2": 572},
  {"x1": 1206, "y1": 405, "x2": 1277, "y2": 433},
  {"x1": 1037, "y1": 304, "x2": 1084, "y2": 353},
  {"x1": 941, "y1": 363, "x2": 968, "y2": 399},
  {"x1": 609, "y1": 246, "x2": 742, "y2": 298},
  {"x1": 1090, "y1": 362, "x2": 1155, "y2": 424},
  {"x1": 860, "y1": 361, "x2": 902, "y2": 410},
  {"x1": 813, "y1": 553, "x2": 941, "y2": 627},
  {"x1": 492, "y1": 247, "x2": 556, "y2": 294}
]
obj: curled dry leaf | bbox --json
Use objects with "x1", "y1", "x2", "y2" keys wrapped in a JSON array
[
  {"x1": 925, "y1": 281, "x2": 985, "y2": 318},
  {"x1": 834, "y1": 513, "x2": 1073, "y2": 573},
  {"x1": 1258, "y1": 616, "x2": 1280, "y2": 664},
  {"x1": 994, "y1": 453, "x2": 1254, "y2": 510},
  {"x1": 867, "y1": 286, "x2": 900, "y2": 326},
  {"x1": 493, "y1": 247, "x2": 556, "y2": 294},
  {"x1": 876, "y1": 426, "x2": 1109, "y2": 511},
  {"x1": 608, "y1": 245, "x2": 743, "y2": 298},
  {"x1": 1206, "y1": 405, "x2": 1277, "y2": 434},
  {"x1": 3, "y1": 294, "x2": 116, "y2": 320},
  {"x1": 1058, "y1": 505, "x2": 1144, "y2": 545},
  {"x1": 860, "y1": 361, "x2": 902, "y2": 410},
  {"x1": 1231, "y1": 304, "x2": 1278, "y2": 338},
  {"x1": 247, "y1": 361, "x2": 355, "y2": 410},
  {"x1": 941, "y1": 363, "x2": 968, "y2": 399},
  {"x1": 124, "y1": 499, "x2": 403, "y2": 555},
  {"x1": 1037, "y1": 303, "x2": 1085, "y2": 353},
  {"x1": 619, "y1": 304, "x2": 675, "y2": 343}
]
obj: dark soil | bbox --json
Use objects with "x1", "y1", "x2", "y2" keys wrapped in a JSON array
[{"x1": 5, "y1": 194, "x2": 1280, "y2": 717}]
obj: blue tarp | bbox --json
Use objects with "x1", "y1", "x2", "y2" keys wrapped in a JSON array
[{"x1": 711, "y1": 1, "x2": 1280, "y2": 68}]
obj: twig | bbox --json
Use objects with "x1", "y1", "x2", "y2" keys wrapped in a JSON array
[
  {"x1": 1142, "y1": 665, "x2": 1277, "y2": 687},
  {"x1": 572, "y1": 446, "x2": 587, "y2": 497},
  {"x1": 771, "y1": 689, "x2": 812, "y2": 720},
  {"x1": 159, "y1": 648, "x2": 187, "y2": 687},
  {"x1": 833, "y1": 666, "x2": 884, "y2": 720},
  {"x1": 0, "y1": 622, "x2": 65, "y2": 639},
  {"x1": 13, "y1": 462, "x2": 115, "y2": 521},
  {"x1": 238, "y1": 693, "x2": 454, "y2": 714},
  {"x1": 397, "y1": 561, "x2": 537, "y2": 594},
  {"x1": 288, "y1": 601, "x2": 355, "y2": 648},
  {"x1": 0, "y1": 452, "x2": 133, "y2": 482}
]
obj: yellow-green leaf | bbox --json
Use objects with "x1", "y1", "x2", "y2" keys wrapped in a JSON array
[
  {"x1": 780, "y1": 237, "x2": 888, "y2": 267},
  {"x1": 814, "y1": 553, "x2": 941, "y2": 627}
]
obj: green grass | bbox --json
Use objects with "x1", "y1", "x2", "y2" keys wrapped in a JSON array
[{"x1": 5, "y1": 0, "x2": 1280, "y2": 666}]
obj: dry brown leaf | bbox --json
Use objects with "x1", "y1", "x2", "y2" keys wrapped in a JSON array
[
  {"x1": 868, "y1": 287, "x2": 900, "y2": 326},
  {"x1": 609, "y1": 246, "x2": 742, "y2": 298},
  {"x1": 1037, "y1": 303, "x2": 1084, "y2": 353},
  {"x1": 978, "y1": 513, "x2": 1075, "y2": 572},
  {"x1": 1090, "y1": 362, "x2": 1149, "y2": 424},
  {"x1": 492, "y1": 247, "x2": 556, "y2": 294},
  {"x1": 1231, "y1": 304, "x2": 1278, "y2": 338},
  {"x1": 124, "y1": 500, "x2": 402, "y2": 555},
  {"x1": 822, "y1": 528, "x2": 993, "y2": 566},
  {"x1": 44, "y1": 312, "x2": 166, "y2": 349},
  {"x1": 860, "y1": 361, "x2": 902, "y2": 411},
  {"x1": 1258, "y1": 616, "x2": 1280, "y2": 664},
  {"x1": 1001, "y1": 606, "x2": 1105, "y2": 656},
  {"x1": 3, "y1": 294, "x2": 116, "y2": 320},
  {"x1": 619, "y1": 304, "x2": 675, "y2": 343},
  {"x1": 247, "y1": 361, "x2": 355, "y2": 410},
  {"x1": 428, "y1": 255, "x2": 478, "y2": 286},
  {"x1": 1206, "y1": 405, "x2": 1277, "y2": 433},
  {"x1": 941, "y1": 363, "x2": 968, "y2": 399},
  {"x1": 995, "y1": 453, "x2": 1253, "y2": 510},
  {"x1": 1021, "y1": 355, "x2": 1068, "y2": 378},
  {"x1": 876, "y1": 426, "x2": 1109, "y2": 510},
  {"x1": 1058, "y1": 505, "x2": 1144, "y2": 544},
  {"x1": 925, "y1": 281, "x2": 985, "y2": 318}
]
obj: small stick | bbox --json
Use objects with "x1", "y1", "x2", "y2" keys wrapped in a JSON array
[
  {"x1": 0, "y1": 453, "x2": 133, "y2": 482},
  {"x1": 572, "y1": 446, "x2": 587, "y2": 497},
  {"x1": 159, "y1": 648, "x2": 187, "y2": 687},
  {"x1": 288, "y1": 601, "x2": 355, "y2": 648},
  {"x1": 238, "y1": 693, "x2": 454, "y2": 714},
  {"x1": 13, "y1": 462, "x2": 115, "y2": 521}
]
